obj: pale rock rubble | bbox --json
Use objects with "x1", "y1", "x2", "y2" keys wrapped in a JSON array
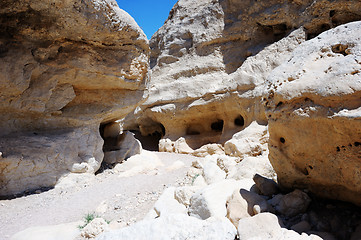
[
  {"x1": 96, "y1": 121, "x2": 329, "y2": 239},
  {"x1": 97, "y1": 214, "x2": 237, "y2": 240},
  {"x1": 3, "y1": 0, "x2": 361, "y2": 239}
]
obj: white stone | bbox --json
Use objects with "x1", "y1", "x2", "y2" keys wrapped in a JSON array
[
  {"x1": 216, "y1": 155, "x2": 238, "y2": 174},
  {"x1": 202, "y1": 161, "x2": 226, "y2": 185},
  {"x1": 226, "y1": 155, "x2": 276, "y2": 180},
  {"x1": 174, "y1": 186, "x2": 201, "y2": 207},
  {"x1": 224, "y1": 121, "x2": 269, "y2": 159},
  {"x1": 226, "y1": 189, "x2": 272, "y2": 228},
  {"x1": 192, "y1": 144, "x2": 225, "y2": 157},
  {"x1": 159, "y1": 137, "x2": 194, "y2": 154},
  {"x1": 188, "y1": 179, "x2": 254, "y2": 220},
  {"x1": 153, "y1": 187, "x2": 187, "y2": 217},
  {"x1": 96, "y1": 214, "x2": 236, "y2": 240},
  {"x1": 81, "y1": 218, "x2": 110, "y2": 239},
  {"x1": 113, "y1": 150, "x2": 163, "y2": 177},
  {"x1": 192, "y1": 174, "x2": 207, "y2": 187}
]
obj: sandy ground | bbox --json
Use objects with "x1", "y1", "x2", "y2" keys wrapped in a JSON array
[{"x1": 0, "y1": 152, "x2": 198, "y2": 240}]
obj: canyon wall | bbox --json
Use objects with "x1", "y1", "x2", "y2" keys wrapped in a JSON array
[
  {"x1": 0, "y1": 0, "x2": 149, "y2": 196},
  {"x1": 134, "y1": 0, "x2": 361, "y2": 149},
  {"x1": 265, "y1": 21, "x2": 361, "y2": 206}
]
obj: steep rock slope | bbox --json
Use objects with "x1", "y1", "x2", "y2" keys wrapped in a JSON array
[
  {"x1": 0, "y1": 0, "x2": 149, "y2": 196},
  {"x1": 135, "y1": 0, "x2": 361, "y2": 149},
  {"x1": 265, "y1": 21, "x2": 361, "y2": 206}
]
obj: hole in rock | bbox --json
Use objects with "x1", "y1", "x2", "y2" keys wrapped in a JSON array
[
  {"x1": 331, "y1": 44, "x2": 349, "y2": 56},
  {"x1": 186, "y1": 129, "x2": 201, "y2": 135},
  {"x1": 130, "y1": 130, "x2": 162, "y2": 151},
  {"x1": 276, "y1": 101, "x2": 283, "y2": 108},
  {"x1": 336, "y1": 146, "x2": 340, "y2": 152},
  {"x1": 355, "y1": 142, "x2": 361, "y2": 147},
  {"x1": 280, "y1": 137, "x2": 285, "y2": 144},
  {"x1": 309, "y1": 165, "x2": 313, "y2": 170},
  {"x1": 133, "y1": 123, "x2": 166, "y2": 151},
  {"x1": 186, "y1": 124, "x2": 203, "y2": 135},
  {"x1": 211, "y1": 119, "x2": 224, "y2": 132},
  {"x1": 234, "y1": 115, "x2": 245, "y2": 127}
]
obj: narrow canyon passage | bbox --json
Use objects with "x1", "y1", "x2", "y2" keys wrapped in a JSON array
[{"x1": 0, "y1": 152, "x2": 196, "y2": 239}]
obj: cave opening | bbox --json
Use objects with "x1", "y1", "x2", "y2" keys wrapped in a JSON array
[
  {"x1": 234, "y1": 115, "x2": 245, "y2": 127},
  {"x1": 211, "y1": 119, "x2": 224, "y2": 132},
  {"x1": 132, "y1": 123, "x2": 166, "y2": 151}
]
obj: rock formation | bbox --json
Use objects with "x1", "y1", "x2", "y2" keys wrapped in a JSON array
[
  {"x1": 2, "y1": 0, "x2": 361, "y2": 239},
  {"x1": 0, "y1": 0, "x2": 149, "y2": 196},
  {"x1": 265, "y1": 21, "x2": 361, "y2": 206},
  {"x1": 133, "y1": 0, "x2": 361, "y2": 150}
]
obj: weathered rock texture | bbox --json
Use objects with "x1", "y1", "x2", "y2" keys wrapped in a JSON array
[
  {"x1": 0, "y1": 0, "x2": 149, "y2": 196},
  {"x1": 265, "y1": 21, "x2": 361, "y2": 205},
  {"x1": 133, "y1": 0, "x2": 361, "y2": 150}
]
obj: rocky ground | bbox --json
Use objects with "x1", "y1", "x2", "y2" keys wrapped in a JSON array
[
  {"x1": 3, "y1": 123, "x2": 361, "y2": 240},
  {"x1": 0, "y1": 151, "x2": 196, "y2": 239},
  {"x1": 0, "y1": 1, "x2": 360, "y2": 240}
]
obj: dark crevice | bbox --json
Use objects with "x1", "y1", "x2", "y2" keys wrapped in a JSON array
[
  {"x1": 234, "y1": 115, "x2": 245, "y2": 127},
  {"x1": 211, "y1": 119, "x2": 224, "y2": 132}
]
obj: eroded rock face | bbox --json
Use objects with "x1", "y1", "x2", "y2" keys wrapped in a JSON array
[
  {"x1": 0, "y1": 0, "x2": 149, "y2": 196},
  {"x1": 265, "y1": 21, "x2": 361, "y2": 206},
  {"x1": 134, "y1": 0, "x2": 361, "y2": 149}
]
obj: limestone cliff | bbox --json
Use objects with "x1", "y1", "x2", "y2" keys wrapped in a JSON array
[
  {"x1": 0, "y1": 0, "x2": 149, "y2": 196},
  {"x1": 134, "y1": 0, "x2": 361, "y2": 150},
  {"x1": 265, "y1": 21, "x2": 361, "y2": 206}
]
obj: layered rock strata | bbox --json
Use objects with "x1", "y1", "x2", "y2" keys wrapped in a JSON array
[
  {"x1": 0, "y1": 0, "x2": 149, "y2": 196},
  {"x1": 134, "y1": 0, "x2": 361, "y2": 149},
  {"x1": 265, "y1": 21, "x2": 361, "y2": 205}
]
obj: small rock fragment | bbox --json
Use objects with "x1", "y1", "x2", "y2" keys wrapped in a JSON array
[
  {"x1": 81, "y1": 218, "x2": 110, "y2": 239},
  {"x1": 253, "y1": 173, "x2": 279, "y2": 196},
  {"x1": 275, "y1": 189, "x2": 311, "y2": 217}
]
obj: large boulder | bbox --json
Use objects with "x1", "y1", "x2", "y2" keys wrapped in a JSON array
[
  {"x1": 0, "y1": 0, "x2": 149, "y2": 196},
  {"x1": 133, "y1": 0, "x2": 361, "y2": 149},
  {"x1": 96, "y1": 214, "x2": 236, "y2": 240},
  {"x1": 265, "y1": 21, "x2": 361, "y2": 205}
]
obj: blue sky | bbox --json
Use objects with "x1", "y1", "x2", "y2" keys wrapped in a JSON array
[{"x1": 116, "y1": 0, "x2": 178, "y2": 39}]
